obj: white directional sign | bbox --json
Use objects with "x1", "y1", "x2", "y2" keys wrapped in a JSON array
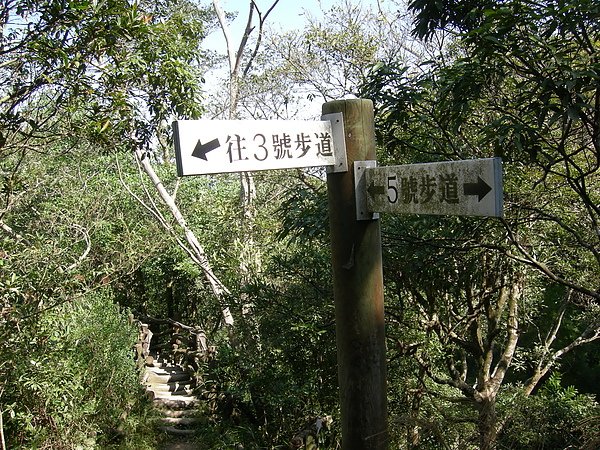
[
  {"x1": 173, "y1": 115, "x2": 347, "y2": 176},
  {"x1": 361, "y1": 158, "x2": 503, "y2": 218}
]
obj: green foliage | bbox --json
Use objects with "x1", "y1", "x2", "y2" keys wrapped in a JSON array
[
  {"x1": 1, "y1": 0, "x2": 207, "y2": 160},
  {"x1": 276, "y1": 175, "x2": 329, "y2": 242},
  {"x1": 0, "y1": 130, "x2": 198, "y2": 448},
  {"x1": 360, "y1": 0, "x2": 600, "y2": 448},
  {"x1": 361, "y1": 0, "x2": 600, "y2": 343},
  {"x1": 190, "y1": 171, "x2": 341, "y2": 447},
  {"x1": 0, "y1": 289, "x2": 155, "y2": 449},
  {"x1": 1, "y1": 1, "x2": 240, "y2": 449},
  {"x1": 498, "y1": 375, "x2": 599, "y2": 449},
  {"x1": 113, "y1": 169, "x2": 242, "y2": 326}
]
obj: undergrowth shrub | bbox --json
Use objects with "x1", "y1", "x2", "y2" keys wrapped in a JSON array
[
  {"x1": 498, "y1": 374, "x2": 599, "y2": 449},
  {"x1": 1, "y1": 289, "x2": 155, "y2": 449}
]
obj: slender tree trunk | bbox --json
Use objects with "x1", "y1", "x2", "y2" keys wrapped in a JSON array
[
  {"x1": 132, "y1": 148, "x2": 234, "y2": 326},
  {"x1": 407, "y1": 366, "x2": 426, "y2": 449},
  {"x1": 214, "y1": 0, "x2": 261, "y2": 283},
  {"x1": 212, "y1": 0, "x2": 263, "y2": 340},
  {"x1": 166, "y1": 279, "x2": 175, "y2": 320},
  {"x1": 0, "y1": 407, "x2": 6, "y2": 450}
]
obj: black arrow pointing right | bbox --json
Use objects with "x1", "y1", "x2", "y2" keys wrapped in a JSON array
[
  {"x1": 463, "y1": 176, "x2": 492, "y2": 201},
  {"x1": 192, "y1": 138, "x2": 220, "y2": 160}
]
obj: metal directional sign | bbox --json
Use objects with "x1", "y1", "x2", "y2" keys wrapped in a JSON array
[
  {"x1": 357, "y1": 157, "x2": 503, "y2": 218},
  {"x1": 173, "y1": 114, "x2": 347, "y2": 176}
]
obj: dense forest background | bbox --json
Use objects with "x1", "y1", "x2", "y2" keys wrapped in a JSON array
[{"x1": 0, "y1": 0, "x2": 598, "y2": 449}]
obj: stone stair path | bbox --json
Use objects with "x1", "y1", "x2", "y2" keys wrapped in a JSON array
[{"x1": 142, "y1": 360, "x2": 204, "y2": 445}]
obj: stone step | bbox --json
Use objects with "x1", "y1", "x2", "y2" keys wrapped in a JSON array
[
  {"x1": 159, "y1": 417, "x2": 202, "y2": 426},
  {"x1": 161, "y1": 409, "x2": 202, "y2": 418},
  {"x1": 152, "y1": 395, "x2": 201, "y2": 409},
  {"x1": 149, "y1": 388, "x2": 196, "y2": 398},
  {"x1": 148, "y1": 389, "x2": 195, "y2": 401},
  {"x1": 146, "y1": 360, "x2": 176, "y2": 369},
  {"x1": 147, "y1": 364, "x2": 187, "y2": 372},
  {"x1": 158, "y1": 426, "x2": 198, "y2": 436},
  {"x1": 146, "y1": 381, "x2": 194, "y2": 395},
  {"x1": 143, "y1": 366, "x2": 192, "y2": 382},
  {"x1": 144, "y1": 370, "x2": 191, "y2": 384},
  {"x1": 145, "y1": 380, "x2": 196, "y2": 392},
  {"x1": 146, "y1": 362, "x2": 183, "y2": 369}
]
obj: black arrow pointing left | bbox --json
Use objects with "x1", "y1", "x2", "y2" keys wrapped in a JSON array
[
  {"x1": 463, "y1": 176, "x2": 492, "y2": 201},
  {"x1": 192, "y1": 138, "x2": 220, "y2": 160},
  {"x1": 367, "y1": 180, "x2": 385, "y2": 198}
]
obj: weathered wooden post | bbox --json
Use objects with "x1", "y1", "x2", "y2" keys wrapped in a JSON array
[{"x1": 323, "y1": 99, "x2": 388, "y2": 449}]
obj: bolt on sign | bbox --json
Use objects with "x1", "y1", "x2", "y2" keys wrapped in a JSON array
[
  {"x1": 173, "y1": 115, "x2": 347, "y2": 176},
  {"x1": 359, "y1": 157, "x2": 503, "y2": 218}
]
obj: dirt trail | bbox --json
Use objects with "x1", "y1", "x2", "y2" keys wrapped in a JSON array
[{"x1": 161, "y1": 439, "x2": 200, "y2": 450}]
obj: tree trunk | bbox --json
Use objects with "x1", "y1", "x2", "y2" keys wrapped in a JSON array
[
  {"x1": 0, "y1": 407, "x2": 6, "y2": 450},
  {"x1": 407, "y1": 366, "x2": 426, "y2": 449},
  {"x1": 212, "y1": 0, "x2": 264, "y2": 342},
  {"x1": 478, "y1": 396, "x2": 497, "y2": 450},
  {"x1": 166, "y1": 279, "x2": 175, "y2": 320}
]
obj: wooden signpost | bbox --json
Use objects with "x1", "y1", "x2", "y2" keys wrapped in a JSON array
[
  {"x1": 323, "y1": 100, "x2": 388, "y2": 450},
  {"x1": 173, "y1": 99, "x2": 504, "y2": 450}
]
